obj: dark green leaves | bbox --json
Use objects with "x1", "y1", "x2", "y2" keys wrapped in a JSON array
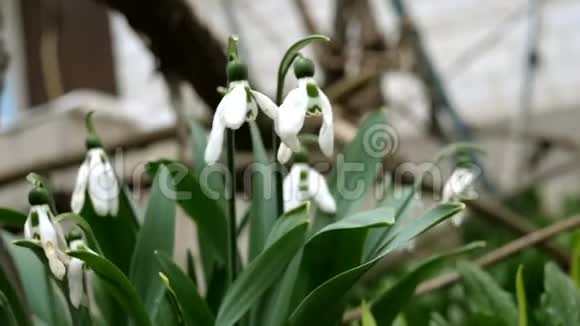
[
  {"x1": 458, "y1": 262, "x2": 518, "y2": 326},
  {"x1": 156, "y1": 251, "x2": 214, "y2": 326},
  {"x1": 215, "y1": 204, "x2": 310, "y2": 326},
  {"x1": 0, "y1": 208, "x2": 26, "y2": 228},
  {"x1": 248, "y1": 121, "x2": 278, "y2": 260},
  {"x1": 371, "y1": 242, "x2": 485, "y2": 325},
  {"x1": 130, "y1": 165, "x2": 176, "y2": 317},
  {"x1": 289, "y1": 202, "x2": 463, "y2": 325},
  {"x1": 542, "y1": 262, "x2": 580, "y2": 326},
  {"x1": 327, "y1": 111, "x2": 388, "y2": 219},
  {"x1": 147, "y1": 160, "x2": 227, "y2": 266},
  {"x1": 68, "y1": 250, "x2": 151, "y2": 326}
]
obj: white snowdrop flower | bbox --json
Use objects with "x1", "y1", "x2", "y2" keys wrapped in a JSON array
[
  {"x1": 276, "y1": 56, "x2": 334, "y2": 163},
  {"x1": 24, "y1": 189, "x2": 69, "y2": 280},
  {"x1": 71, "y1": 112, "x2": 119, "y2": 217},
  {"x1": 205, "y1": 60, "x2": 278, "y2": 164},
  {"x1": 67, "y1": 239, "x2": 96, "y2": 308},
  {"x1": 442, "y1": 164, "x2": 478, "y2": 226},
  {"x1": 283, "y1": 159, "x2": 336, "y2": 213},
  {"x1": 71, "y1": 148, "x2": 119, "y2": 217}
]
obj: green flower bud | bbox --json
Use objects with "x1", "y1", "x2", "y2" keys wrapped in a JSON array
[
  {"x1": 28, "y1": 187, "x2": 51, "y2": 206},
  {"x1": 293, "y1": 56, "x2": 315, "y2": 79},
  {"x1": 227, "y1": 60, "x2": 248, "y2": 82}
]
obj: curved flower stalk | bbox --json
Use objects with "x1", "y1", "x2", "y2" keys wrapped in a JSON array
[
  {"x1": 71, "y1": 112, "x2": 119, "y2": 217},
  {"x1": 442, "y1": 157, "x2": 479, "y2": 225},
  {"x1": 276, "y1": 55, "x2": 334, "y2": 163},
  {"x1": 67, "y1": 239, "x2": 97, "y2": 308},
  {"x1": 204, "y1": 60, "x2": 278, "y2": 164},
  {"x1": 24, "y1": 187, "x2": 69, "y2": 280},
  {"x1": 283, "y1": 154, "x2": 336, "y2": 213}
]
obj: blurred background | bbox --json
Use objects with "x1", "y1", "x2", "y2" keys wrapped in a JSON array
[{"x1": 1, "y1": 0, "x2": 580, "y2": 301}]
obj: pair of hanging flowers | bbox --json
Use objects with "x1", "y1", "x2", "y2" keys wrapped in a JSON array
[
  {"x1": 23, "y1": 184, "x2": 96, "y2": 308},
  {"x1": 204, "y1": 49, "x2": 336, "y2": 213}
]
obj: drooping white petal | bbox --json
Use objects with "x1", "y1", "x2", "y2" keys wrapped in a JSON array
[
  {"x1": 71, "y1": 158, "x2": 90, "y2": 214},
  {"x1": 88, "y1": 149, "x2": 118, "y2": 217},
  {"x1": 277, "y1": 143, "x2": 293, "y2": 164},
  {"x1": 220, "y1": 82, "x2": 248, "y2": 129},
  {"x1": 277, "y1": 87, "x2": 307, "y2": 152},
  {"x1": 205, "y1": 112, "x2": 226, "y2": 164},
  {"x1": 24, "y1": 210, "x2": 33, "y2": 240},
  {"x1": 37, "y1": 206, "x2": 66, "y2": 280},
  {"x1": 283, "y1": 165, "x2": 306, "y2": 212},
  {"x1": 317, "y1": 91, "x2": 334, "y2": 158},
  {"x1": 251, "y1": 90, "x2": 278, "y2": 120},
  {"x1": 68, "y1": 257, "x2": 84, "y2": 308},
  {"x1": 442, "y1": 167, "x2": 476, "y2": 202},
  {"x1": 307, "y1": 167, "x2": 336, "y2": 213}
]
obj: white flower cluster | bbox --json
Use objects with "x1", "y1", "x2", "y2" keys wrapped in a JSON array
[{"x1": 205, "y1": 55, "x2": 336, "y2": 213}]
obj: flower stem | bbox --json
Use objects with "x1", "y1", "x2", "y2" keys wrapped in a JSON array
[
  {"x1": 273, "y1": 88, "x2": 285, "y2": 217},
  {"x1": 225, "y1": 128, "x2": 238, "y2": 285}
]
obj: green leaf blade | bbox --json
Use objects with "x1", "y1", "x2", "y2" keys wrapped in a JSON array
[
  {"x1": 215, "y1": 204, "x2": 310, "y2": 326},
  {"x1": 129, "y1": 165, "x2": 176, "y2": 318},
  {"x1": 156, "y1": 251, "x2": 214, "y2": 326},
  {"x1": 371, "y1": 242, "x2": 485, "y2": 325},
  {"x1": 68, "y1": 250, "x2": 152, "y2": 326}
]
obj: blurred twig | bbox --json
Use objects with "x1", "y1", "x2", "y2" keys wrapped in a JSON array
[{"x1": 416, "y1": 213, "x2": 580, "y2": 295}]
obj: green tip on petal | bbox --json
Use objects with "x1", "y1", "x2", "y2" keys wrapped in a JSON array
[
  {"x1": 85, "y1": 111, "x2": 102, "y2": 149},
  {"x1": 227, "y1": 60, "x2": 248, "y2": 82}
]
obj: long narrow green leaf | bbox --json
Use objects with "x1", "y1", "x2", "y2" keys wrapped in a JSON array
[
  {"x1": 248, "y1": 121, "x2": 278, "y2": 260},
  {"x1": 215, "y1": 205, "x2": 310, "y2": 326},
  {"x1": 289, "y1": 203, "x2": 462, "y2": 325},
  {"x1": 156, "y1": 251, "x2": 214, "y2": 326},
  {"x1": 0, "y1": 238, "x2": 31, "y2": 326},
  {"x1": 516, "y1": 265, "x2": 527, "y2": 326},
  {"x1": 304, "y1": 112, "x2": 390, "y2": 299},
  {"x1": 80, "y1": 186, "x2": 138, "y2": 274},
  {"x1": 259, "y1": 250, "x2": 304, "y2": 326},
  {"x1": 364, "y1": 185, "x2": 416, "y2": 260},
  {"x1": 458, "y1": 262, "x2": 518, "y2": 326},
  {"x1": 307, "y1": 206, "x2": 395, "y2": 245},
  {"x1": 7, "y1": 235, "x2": 67, "y2": 326},
  {"x1": 130, "y1": 165, "x2": 176, "y2": 318},
  {"x1": 0, "y1": 208, "x2": 26, "y2": 228},
  {"x1": 189, "y1": 119, "x2": 227, "y2": 309},
  {"x1": 0, "y1": 289, "x2": 19, "y2": 326},
  {"x1": 326, "y1": 111, "x2": 388, "y2": 219},
  {"x1": 68, "y1": 250, "x2": 152, "y2": 326},
  {"x1": 147, "y1": 160, "x2": 227, "y2": 265},
  {"x1": 371, "y1": 242, "x2": 485, "y2": 325}
]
